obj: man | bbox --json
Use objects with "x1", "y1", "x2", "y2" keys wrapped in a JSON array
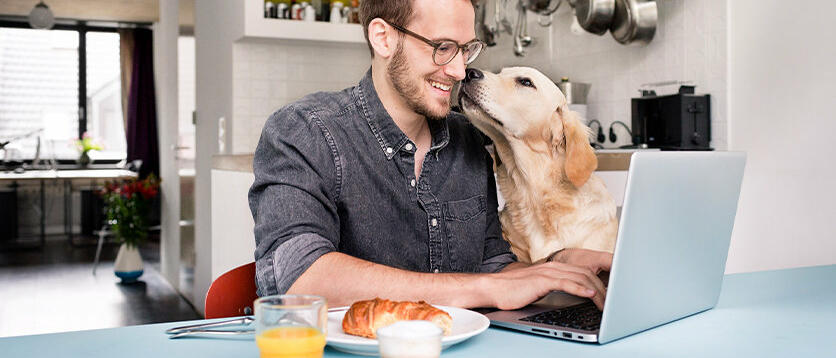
[{"x1": 248, "y1": 0, "x2": 612, "y2": 311}]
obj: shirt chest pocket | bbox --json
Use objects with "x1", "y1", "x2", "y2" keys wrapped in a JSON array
[{"x1": 442, "y1": 195, "x2": 487, "y2": 272}]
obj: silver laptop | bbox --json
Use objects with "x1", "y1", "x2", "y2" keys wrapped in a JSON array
[{"x1": 484, "y1": 152, "x2": 746, "y2": 344}]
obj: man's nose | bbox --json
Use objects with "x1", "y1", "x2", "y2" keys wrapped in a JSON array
[
  {"x1": 462, "y1": 68, "x2": 483, "y2": 83},
  {"x1": 443, "y1": 53, "x2": 467, "y2": 81}
]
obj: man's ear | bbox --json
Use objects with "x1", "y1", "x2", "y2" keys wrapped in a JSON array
[
  {"x1": 553, "y1": 105, "x2": 597, "y2": 188},
  {"x1": 368, "y1": 18, "x2": 397, "y2": 59}
]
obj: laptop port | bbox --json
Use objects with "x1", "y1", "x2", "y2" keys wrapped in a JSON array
[
  {"x1": 532, "y1": 328, "x2": 549, "y2": 334},
  {"x1": 562, "y1": 332, "x2": 572, "y2": 338},
  {"x1": 578, "y1": 335, "x2": 584, "y2": 339}
]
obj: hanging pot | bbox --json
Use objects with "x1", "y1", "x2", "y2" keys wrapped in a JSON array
[
  {"x1": 572, "y1": 0, "x2": 615, "y2": 35},
  {"x1": 114, "y1": 243, "x2": 144, "y2": 283},
  {"x1": 609, "y1": 0, "x2": 656, "y2": 45},
  {"x1": 522, "y1": 0, "x2": 561, "y2": 26},
  {"x1": 523, "y1": 0, "x2": 561, "y2": 15}
]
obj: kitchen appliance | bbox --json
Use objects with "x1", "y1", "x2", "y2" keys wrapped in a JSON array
[
  {"x1": 631, "y1": 85, "x2": 712, "y2": 150},
  {"x1": 556, "y1": 77, "x2": 590, "y2": 104},
  {"x1": 556, "y1": 77, "x2": 590, "y2": 119}
]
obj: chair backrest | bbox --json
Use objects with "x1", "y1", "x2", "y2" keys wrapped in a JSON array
[{"x1": 204, "y1": 262, "x2": 259, "y2": 319}]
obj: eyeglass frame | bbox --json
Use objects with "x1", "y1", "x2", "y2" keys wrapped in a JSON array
[{"x1": 384, "y1": 20, "x2": 485, "y2": 66}]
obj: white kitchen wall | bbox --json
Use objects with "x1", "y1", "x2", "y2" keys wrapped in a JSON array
[
  {"x1": 229, "y1": 0, "x2": 728, "y2": 152},
  {"x1": 231, "y1": 40, "x2": 371, "y2": 153},
  {"x1": 727, "y1": 1, "x2": 836, "y2": 273},
  {"x1": 472, "y1": 0, "x2": 728, "y2": 149}
]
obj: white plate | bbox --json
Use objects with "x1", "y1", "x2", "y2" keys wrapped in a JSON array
[{"x1": 326, "y1": 305, "x2": 490, "y2": 356}]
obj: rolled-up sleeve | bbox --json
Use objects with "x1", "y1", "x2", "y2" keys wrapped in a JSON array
[
  {"x1": 248, "y1": 106, "x2": 341, "y2": 296},
  {"x1": 480, "y1": 151, "x2": 516, "y2": 273}
]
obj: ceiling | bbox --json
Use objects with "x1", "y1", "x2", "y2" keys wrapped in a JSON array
[{"x1": 0, "y1": 0, "x2": 194, "y2": 27}]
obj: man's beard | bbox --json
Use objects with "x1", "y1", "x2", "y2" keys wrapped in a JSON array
[{"x1": 387, "y1": 40, "x2": 450, "y2": 120}]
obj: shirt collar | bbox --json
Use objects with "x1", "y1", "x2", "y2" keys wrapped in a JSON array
[{"x1": 356, "y1": 69, "x2": 451, "y2": 160}]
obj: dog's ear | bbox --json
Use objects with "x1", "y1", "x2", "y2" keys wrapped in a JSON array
[{"x1": 553, "y1": 105, "x2": 597, "y2": 188}]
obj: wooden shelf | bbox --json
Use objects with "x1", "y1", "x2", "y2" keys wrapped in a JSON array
[{"x1": 238, "y1": 1, "x2": 366, "y2": 44}]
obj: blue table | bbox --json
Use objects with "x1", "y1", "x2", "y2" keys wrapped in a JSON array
[{"x1": 2, "y1": 265, "x2": 835, "y2": 357}]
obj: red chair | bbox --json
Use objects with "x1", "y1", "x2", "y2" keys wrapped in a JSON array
[{"x1": 204, "y1": 262, "x2": 259, "y2": 319}]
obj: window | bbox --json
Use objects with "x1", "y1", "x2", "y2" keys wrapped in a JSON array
[
  {"x1": 0, "y1": 22, "x2": 125, "y2": 163},
  {"x1": 85, "y1": 32, "x2": 125, "y2": 160}
]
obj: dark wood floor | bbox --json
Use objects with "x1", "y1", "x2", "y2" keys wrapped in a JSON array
[{"x1": 0, "y1": 235, "x2": 201, "y2": 338}]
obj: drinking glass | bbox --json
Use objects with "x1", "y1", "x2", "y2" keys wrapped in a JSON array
[
  {"x1": 254, "y1": 294, "x2": 327, "y2": 358},
  {"x1": 377, "y1": 320, "x2": 443, "y2": 358}
]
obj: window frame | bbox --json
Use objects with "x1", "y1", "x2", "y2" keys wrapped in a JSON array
[{"x1": 0, "y1": 19, "x2": 125, "y2": 164}]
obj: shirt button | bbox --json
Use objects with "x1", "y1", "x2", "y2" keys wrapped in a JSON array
[
  {"x1": 385, "y1": 147, "x2": 393, "y2": 154},
  {"x1": 405, "y1": 143, "x2": 414, "y2": 151},
  {"x1": 433, "y1": 269, "x2": 440, "y2": 273},
  {"x1": 431, "y1": 218, "x2": 437, "y2": 227},
  {"x1": 410, "y1": 179, "x2": 416, "y2": 187}
]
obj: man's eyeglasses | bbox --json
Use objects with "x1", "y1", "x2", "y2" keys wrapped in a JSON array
[{"x1": 385, "y1": 21, "x2": 485, "y2": 66}]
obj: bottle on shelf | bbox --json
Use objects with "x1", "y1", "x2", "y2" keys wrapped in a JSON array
[
  {"x1": 303, "y1": 2, "x2": 316, "y2": 21},
  {"x1": 348, "y1": 0, "x2": 360, "y2": 24},
  {"x1": 277, "y1": 0, "x2": 292, "y2": 19},
  {"x1": 264, "y1": 0, "x2": 276, "y2": 18},
  {"x1": 330, "y1": 1, "x2": 344, "y2": 23}
]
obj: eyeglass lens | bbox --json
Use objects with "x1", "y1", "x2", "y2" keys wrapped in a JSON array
[{"x1": 434, "y1": 41, "x2": 483, "y2": 65}]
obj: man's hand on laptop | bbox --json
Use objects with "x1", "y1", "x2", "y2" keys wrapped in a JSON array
[
  {"x1": 487, "y1": 262, "x2": 607, "y2": 310},
  {"x1": 552, "y1": 248, "x2": 613, "y2": 275}
]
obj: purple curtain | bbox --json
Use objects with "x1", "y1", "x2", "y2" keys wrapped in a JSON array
[{"x1": 125, "y1": 28, "x2": 159, "y2": 179}]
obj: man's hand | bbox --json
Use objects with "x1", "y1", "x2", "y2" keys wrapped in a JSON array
[
  {"x1": 485, "y1": 261, "x2": 607, "y2": 310},
  {"x1": 552, "y1": 248, "x2": 613, "y2": 275}
]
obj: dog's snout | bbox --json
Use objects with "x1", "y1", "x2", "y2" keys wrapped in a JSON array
[{"x1": 463, "y1": 68, "x2": 484, "y2": 83}]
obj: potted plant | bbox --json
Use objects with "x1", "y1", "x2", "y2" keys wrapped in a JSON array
[
  {"x1": 75, "y1": 132, "x2": 102, "y2": 167},
  {"x1": 99, "y1": 174, "x2": 160, "y2": 283}
]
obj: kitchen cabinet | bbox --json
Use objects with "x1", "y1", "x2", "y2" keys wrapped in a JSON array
[
  {"x1": 236, "y1": 1, "x2": 365, "y2": 43},
  {"x1": 210, "y1": 155, "x2": 256, "y2": 281}
]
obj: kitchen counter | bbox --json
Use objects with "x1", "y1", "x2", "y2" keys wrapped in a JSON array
[
  {"x1": 595, "y1": 151, "x2": 635, "y2": 171},
  {"x1": 213, "y1": 151, "x2": 638, "y2": 173},
  {"x1": 212, "y1": 154, "x2": 253, "y2": 172}
]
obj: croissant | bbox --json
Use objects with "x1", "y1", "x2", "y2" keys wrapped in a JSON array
[{"x1": 341, "y1": 298, "x2": 452, "y2": 339}]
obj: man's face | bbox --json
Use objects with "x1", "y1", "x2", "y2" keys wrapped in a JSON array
[{"x1": 387, "y1": 0, "x2": 476, "y2": 120}]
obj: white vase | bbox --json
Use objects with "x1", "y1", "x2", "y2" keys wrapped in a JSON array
[{"x1": 114, "y1": 243, "x2": 144, "y2": 283}]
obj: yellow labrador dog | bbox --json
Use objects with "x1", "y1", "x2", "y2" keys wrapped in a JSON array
[{"x1": 459, "y1": 67, "x2": 618, "y2": 263}]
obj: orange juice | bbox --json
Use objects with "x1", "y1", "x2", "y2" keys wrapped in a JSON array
[{"x1": 256, "y1": 326, "x2": 326, "y2": 358}]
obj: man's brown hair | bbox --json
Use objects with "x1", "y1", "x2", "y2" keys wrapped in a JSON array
[{"x1": 360, "y1": 0, "x2": 479, "y2": 57}]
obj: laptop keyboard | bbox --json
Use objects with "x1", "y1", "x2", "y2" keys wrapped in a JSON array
[{"x1": 519, "y1": 301, "x2": 602, "y2": 331}]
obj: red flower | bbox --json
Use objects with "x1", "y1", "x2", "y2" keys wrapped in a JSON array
[{"x1": 122, "y1": 183, "x2": 134, "y2": 199}]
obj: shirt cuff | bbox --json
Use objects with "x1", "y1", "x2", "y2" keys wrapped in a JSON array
[
  {"x1": 255, "y1": 233, "x2": 336, "y2": 296},
  {"x1": 480, "y1": 252, "x2": 517, "y2": 273}
]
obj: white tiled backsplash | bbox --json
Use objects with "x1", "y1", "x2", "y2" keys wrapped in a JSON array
[
  {"x1": 232, "y1": 40, "x2": 371, "y2": 153},
  {"x1": 233, "y1": 0, "x2": 727, "y2": 152},
  {"x1": 472, "y1": 0, "x2": 728, "y2": 149}
]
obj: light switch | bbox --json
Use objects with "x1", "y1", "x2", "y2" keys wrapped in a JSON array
[{"x1": 218, "y1": 116, "x2": 226, "y2": 153}]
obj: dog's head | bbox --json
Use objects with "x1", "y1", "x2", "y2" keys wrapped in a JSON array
[{"x1": 459, "y1": 67, "x2": 597, "y2": 188}]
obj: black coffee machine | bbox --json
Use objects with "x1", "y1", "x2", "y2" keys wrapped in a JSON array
[{"x1": 631, "y1": 85, "x2": 712, "y2": 150}]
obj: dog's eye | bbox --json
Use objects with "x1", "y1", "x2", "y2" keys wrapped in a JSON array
[{"x1": 516, "y1": 77, "x2": 536, "y2": 89}]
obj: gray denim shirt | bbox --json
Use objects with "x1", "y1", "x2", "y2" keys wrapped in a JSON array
[{"x1": 249, "y1": 69, "x2": 515, "y2": 296}]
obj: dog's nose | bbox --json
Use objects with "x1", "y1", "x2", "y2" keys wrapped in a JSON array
[{"x1": 463, "y1": 68, "x2": 483, "y2": 83}]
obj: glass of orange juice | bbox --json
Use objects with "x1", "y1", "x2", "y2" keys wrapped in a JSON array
[{"x1": 254, "y1": 294, "x2": 327, "y2": 358}]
